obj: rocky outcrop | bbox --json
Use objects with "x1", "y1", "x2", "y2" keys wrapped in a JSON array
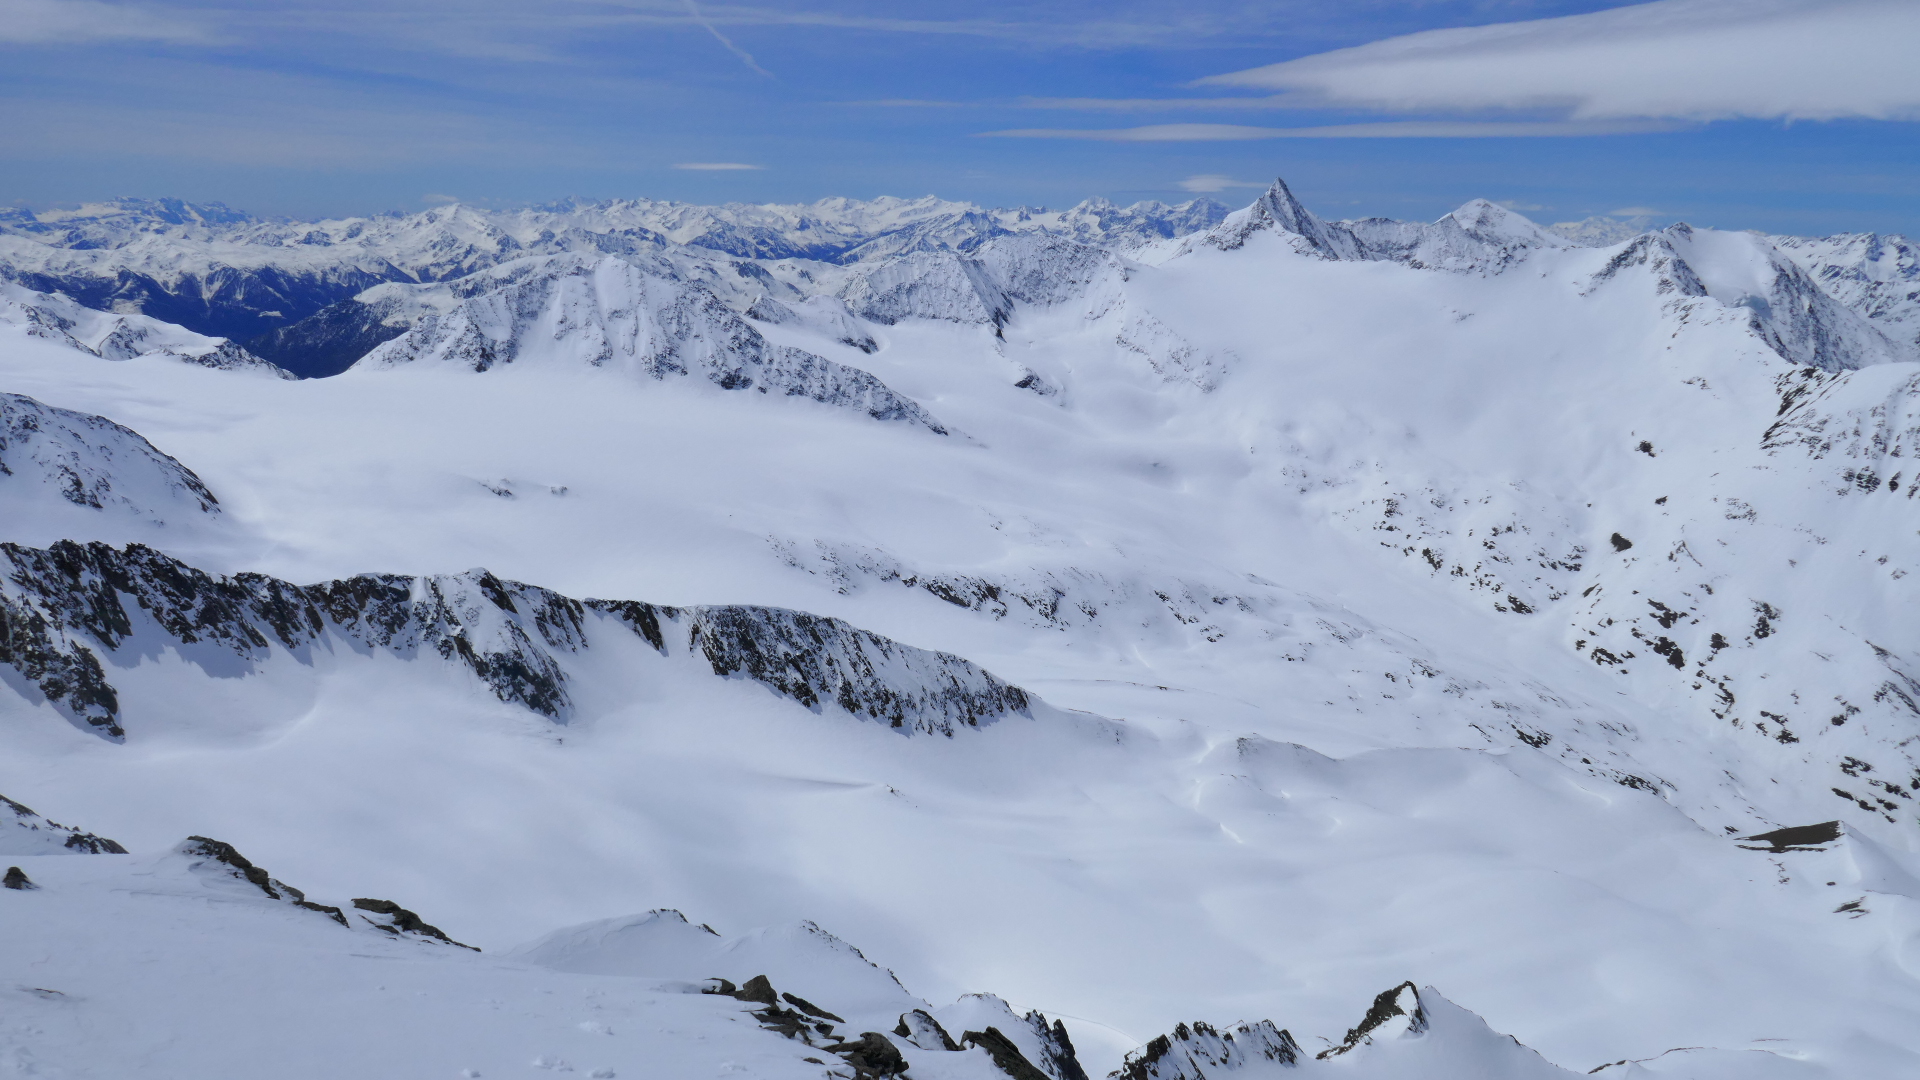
[
  {"x1": 1317, "y1": 982, "x2": 1425, "y2": 1059},
  {"x1": 176, "y1": 836, "x2": 350, "y2": 925},
  {"x1": 1115, "y1": 1020, "x2": 1302, "y2": 1080},
  {"x1": 350, "y1": 897, "x2": 477, "y2": 949},
  {"x1": 1116, "y1": 982, "x2": 1578, "y2": 1078},
  {"x1": 1, "y1": 793, "x2": 127, "y2": 855},
  {"x1": 0, "y1": 541, "x2": 1035, "y2": 741},
  {"x1": 676, "y1": 605, "x2": 1029, "y2": 736}
]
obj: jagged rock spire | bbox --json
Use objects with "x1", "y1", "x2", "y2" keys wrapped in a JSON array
[{"x1": 1204, "y1": 177, "x2": 1361, "y2": 259}]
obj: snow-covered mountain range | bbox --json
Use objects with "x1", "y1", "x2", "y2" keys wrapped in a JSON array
[{"x1": 4, "y1": 179, "x2": 1920, "y2": 1078}]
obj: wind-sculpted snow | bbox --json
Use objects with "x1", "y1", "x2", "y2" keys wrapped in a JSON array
[
  {"x1": 0, "y1": 282, "x2": 290, "y2": 376},
  {"x1": 361, "y1": 255, "x2": 947, "y2": 431},
  {"x1": 0, "y1": 540, "x2": 1032, "y2": 741},
  {"x1": 0, "y1": 393, "x2": 220, "y2": 524}
]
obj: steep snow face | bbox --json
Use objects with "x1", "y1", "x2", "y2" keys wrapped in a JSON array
[
  {"x1": 0, "y1": 282, "x2": 289, "y2": 376},
  {"x1": 1770, "y1": 230, "x2": 1920, "y2": 350},
  {"x1": 360, "y1": 255, "x2": 947, "y2": 431},
  {"x1": 0, "y1": 393, "x2": 225, "y2": 550},
  {"x1": 1658, "y1": 224, "x2": 1904, "y2": 372}
]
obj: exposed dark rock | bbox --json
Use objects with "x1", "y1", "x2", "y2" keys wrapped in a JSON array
[
  {"x1": 732, "y1": 974, "x2": 779, "y2": 1007},
  {"x1": 0, "y1": 541, "x2": 1033, "y2": 742},
  {"x1": 1318, "y1": 981, "x2": 1426, "y2": 1059},
  {"x1": 2, "y1": 792, "x2": 127, "y2": 853},
  {"x1": 681, "y1": 605, "x2": 1030, "y2": 736},
  {"x1": 825, "y1": 1032, "x2": 909, "y2": 1079},
  {"x1": 351, "y1": 897, "x2": 476, "y2": 949},
  {"x1": 963, "y1": 1027, "x2": 1050, "y2": 1080},
  {"x1": 1027, "y1": 1012, "x2": 1090, "y2": 1080},
  {"x1": 3, "y1": 866, "x2": 34, "y2": 889},
  {"x1": 177, "y1": 836, "x2": 348, "y2": 925},
  {"x1": 894, "y1": 1009, "x2": 959, "y2": 1051},
  {"x1": 703, "y1": 976, "x2": 829, "y2": 1042},
  {"x1": 1114, "y1": 1019, "x2": 1300, "y2": 1080},
  {"x1": 1739, "y1": 821, "x2": 1843, "y2": 852},
  {"x1": 1610, "y1": 533, "x2": 1633, "y2": 552}
]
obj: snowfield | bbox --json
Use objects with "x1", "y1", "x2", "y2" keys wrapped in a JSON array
[{"x1": 3, "y1": 180, "x2": 1920, "y2": 1078}]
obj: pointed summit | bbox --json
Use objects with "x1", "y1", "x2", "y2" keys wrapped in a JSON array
[{"x1": 1203, "y1": 176, "x2": 1362, "y2": 259}]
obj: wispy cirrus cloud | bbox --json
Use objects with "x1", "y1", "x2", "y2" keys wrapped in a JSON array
[
  {"x1": 980, "y1": 120, "x2": 1689, "y2": 141},
  {"x1": 673, "y1": 162, "x2": 764, "y2": 170},
  {"x1": 0, "y1": 0, "x2": 209, "y2": 43},
  {"x1": 1198, "y1": 0, "x2": 1920, "y2": 122}
]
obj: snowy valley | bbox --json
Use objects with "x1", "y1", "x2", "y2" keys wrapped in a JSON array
[{"x1": 4, "y1": 179, "x2": 1920, "y2": 1079}]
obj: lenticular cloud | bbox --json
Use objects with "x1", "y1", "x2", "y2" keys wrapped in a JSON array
[{"x1": 1200, "y1": 0, "x2": 1920, "y2": 123}]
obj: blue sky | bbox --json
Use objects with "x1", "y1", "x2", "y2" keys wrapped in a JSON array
[{"x1": 2, "y1": 0, "x2": 1916, "y2": 234}]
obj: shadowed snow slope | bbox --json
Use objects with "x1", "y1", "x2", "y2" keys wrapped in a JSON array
[{"x1": 4, "y1": 178, "x2": 1920, "y2": 1078}]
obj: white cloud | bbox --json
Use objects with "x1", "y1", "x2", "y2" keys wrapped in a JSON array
[
  {"x1": 0, "y1": 0, "x2": 208, "y2": 43},
  {"x1": 1177, "y1": 175, "x2": 1268, "y2": 193},
  {"x1": 1609, "y1": 206, "x2": 1664, "y2": 216},
  {"x1": 672, "y1": 162, "x2": 764, "y2": 170},
  {"x1": 1496, "y1": 200, "x2": 1546, "y2": 211},
  {"x1": 1198, "y1": 0, "x2": 1920, "y2": 123},
  {"x1": 423, "y1": 193, "x2": 461, "y2": 205},
  {"x1": 979, "y1": 120, "x2": 1685, "y2": 141}
]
